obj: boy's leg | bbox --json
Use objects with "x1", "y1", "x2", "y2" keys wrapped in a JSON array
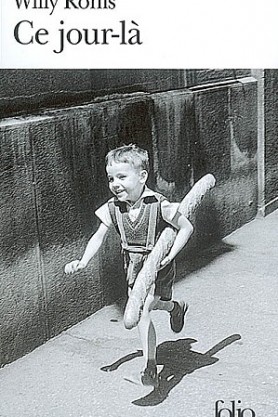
[
  {"x1": 154, "y1": 298, "x2": 174, "y2": 312},
  {"x1": 136, "y1": 287, "x2": 160, "y2": 387},
  {"x1": 154, "y1": 298, "x2": 189, "y2": 333},
  {"x1": 155, "y1": 262, "x2": 188, "y2": 333}
]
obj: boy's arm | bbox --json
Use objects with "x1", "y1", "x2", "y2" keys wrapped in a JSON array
[
  {"x1": 64, "y1": 222, "x2": 109, "y2": 274},
  {"x1": 160, "y1": 214, "x2": 193, "y2": 268}
]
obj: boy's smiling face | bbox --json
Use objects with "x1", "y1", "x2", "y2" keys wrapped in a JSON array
[{"x1": 106, "y1": 162, "x2": 148, "y2": 203}]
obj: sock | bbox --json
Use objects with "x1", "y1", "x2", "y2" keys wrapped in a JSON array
[
  {"x1": 171, "y1": 301, "x2": 178, "y2": 313},
  {"x1": 146, "y1": 359, "x2": 157, "y2": 370}
]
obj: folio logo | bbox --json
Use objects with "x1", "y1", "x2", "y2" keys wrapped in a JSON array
[{"x1": 215, "y1": 400, "x2": 256, "y2": 417}]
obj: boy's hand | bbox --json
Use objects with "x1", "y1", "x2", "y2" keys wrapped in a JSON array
[
  {"x1": 64, "y1": 260, "x2": 86, "y2": 275},
  {"x1": 160, "y1": 255, "x2": 172, "y2": 270}
]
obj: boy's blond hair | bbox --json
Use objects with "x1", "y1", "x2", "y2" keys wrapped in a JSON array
[{"x1": 105, "y1": 144, "x2": 149, "y2": 172}]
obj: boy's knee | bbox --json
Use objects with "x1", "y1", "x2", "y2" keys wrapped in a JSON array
[
  {"x1": 142, "y1": 301, "x2": 153, "y2": 315},
  {"x1": 146, "y1": 295, "x2": 160, "y2": 312}
]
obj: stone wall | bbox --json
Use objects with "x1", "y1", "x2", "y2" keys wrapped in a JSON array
[
  {"x1": 0, "y1": 70, "x2": 258, "y2": 366},
  {"x1": 264, "y1": 70, "x2": 278, "y2": 213},
  {"x1": 0, "y1": 69, "x2": 251, "y2": 117}
]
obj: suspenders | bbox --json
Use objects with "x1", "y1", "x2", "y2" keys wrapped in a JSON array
[
  {"x1": 146, "y1": 201, "x2": 159, "y2": 251},
  {"x1": 109, "y1": 195, "x2": 161, "y2": 253},
  {"x1": 108, "y1": 194, "x2": 163, "y2": 286}
]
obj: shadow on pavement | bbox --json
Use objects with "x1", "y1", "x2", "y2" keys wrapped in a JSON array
[
  {"x1": 180, "y1": 240, "x2": 236, "y2": 277},
  {"x1": 101, "y1": 333, "x2": 241, "y2": 406}
]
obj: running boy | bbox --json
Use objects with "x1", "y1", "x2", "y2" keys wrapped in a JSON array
[{"x1": 65, "y1": 144, "x2": 193, "y2": 387}]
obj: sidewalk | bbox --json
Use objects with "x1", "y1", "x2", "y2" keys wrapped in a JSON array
[{"x1": 1, "y1": 211, "x2": 278, "y2": 417}]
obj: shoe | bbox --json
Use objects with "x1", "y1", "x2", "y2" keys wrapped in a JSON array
[
  {"x1": 170, "y1": 301, "x2": 188, "y2": 333},
  {"x1": 141, "y1": 366, "x2": 159, "y2": 388}
]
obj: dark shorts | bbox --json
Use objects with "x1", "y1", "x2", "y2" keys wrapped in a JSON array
[
  {"x1": 154, "y1": 260, "x2": 176, "y2": 301},
  {"x1": 124, "y1": 251, "x2": 176, "y2": 301}
]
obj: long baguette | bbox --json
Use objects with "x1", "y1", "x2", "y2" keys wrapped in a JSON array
[{"x1": 124, "y1": 174, "x2": 216, "y2": 329}]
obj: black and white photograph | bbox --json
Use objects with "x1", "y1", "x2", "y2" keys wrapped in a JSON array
[
  {"x1": 1, "y1": 0, "x2": 278, "y2": 416},
  {"x1": 0, "y1": 68, "x2": 277, "y2": 416}
]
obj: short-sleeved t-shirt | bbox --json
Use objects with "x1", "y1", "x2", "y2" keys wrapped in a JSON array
[{"x1": 95, "y1": 186, "x2": 180, "y2": 229}]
